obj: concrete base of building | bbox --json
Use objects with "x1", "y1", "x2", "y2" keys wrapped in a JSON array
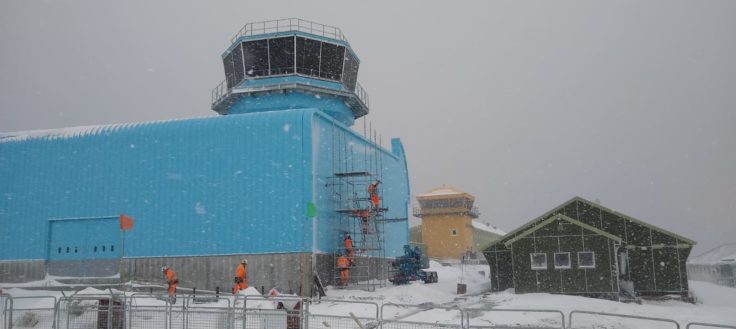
[
  {"x1": 1, "y1": 253, "x2": 392, "y2": 297},
  {"x1": 0, "y1": 260, "x2": 46, "y2": 283}
]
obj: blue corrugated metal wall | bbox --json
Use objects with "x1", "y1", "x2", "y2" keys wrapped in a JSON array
[
  {"x1": 311, "y1": 112, "x2": 409, "y2": 257},
  {"x1": 0, "y1": 110, "x2": 313, "y2": 259},
  {"x1": 0, "y1": 108, "x2": 409, "y2": 261}
]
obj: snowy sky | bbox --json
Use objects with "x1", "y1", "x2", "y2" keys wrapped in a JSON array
[{"x1": 1, "y1": 1, "x2": 734, "y2": 255}]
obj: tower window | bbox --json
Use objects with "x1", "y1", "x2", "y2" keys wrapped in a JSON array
[
  {"x1": 66, "y1": 247, "x2": 70, "y2": 253},
  {"x1": 58, "y1": 247, "x2": 61, "y2": 254},
  {"x1": 102, "y1": 246, "x2": 106, "y2": 252},
  {"x1": 94, "y1": 246, "x2": 98, "y2": 252},
  {"x1": 110, "y1": 245, "x2": 114, "y2": 252},
  {"x1": 450, "y1": 229, "x2": 458, "y2": 236}
]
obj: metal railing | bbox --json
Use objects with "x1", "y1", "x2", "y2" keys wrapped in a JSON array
[
  {"x1": 7, "y1": 296, "x2": 56, "y2": 329},
  {"x1": 569, "y1": 310, "x2": 680, "y2": 329},
  {"x1": 1, "y1": 293, "x2": 11, "y2": 329},
  {"x1": 210, "y1": 75, "x2": 370, "y2": 115},
  {"x1": 413, "y1": 207, "x2": 480, "y2": 218},
  {"x1": 2, "y1": 291, "x2": 735, "y2": 329},
  {"x1": 230, "y1": 18, "x2": 348, "y2": 44},
  {"x1": 381, "y1": 303, "x2": 465, "y2": 328},
  {"x1": 309, "y1": 298, "x2": 379, "y2": 328},
  {"x1": 686, "y1": 323, "x2": 736, "y2": 329},
  {"x1": 464, "y1": 308, "x2": 565, "y2": 329}
]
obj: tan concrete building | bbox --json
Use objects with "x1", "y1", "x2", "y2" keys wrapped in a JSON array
[{"x1": 413, "y1": 185, "x2": 504, "y2": 259}]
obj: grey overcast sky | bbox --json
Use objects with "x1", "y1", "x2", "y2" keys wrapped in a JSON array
[{"x1": 1, "y1": 1, "x2": 734, "y2": 255}]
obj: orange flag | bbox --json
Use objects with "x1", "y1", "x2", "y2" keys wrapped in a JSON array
[{"x1": 119, "y1": 214, "x2": 135, "y2": 230}]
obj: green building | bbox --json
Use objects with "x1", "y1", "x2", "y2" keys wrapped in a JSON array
[{"x1": 483, "y1": 197, "x2": 695, "y2": 300}]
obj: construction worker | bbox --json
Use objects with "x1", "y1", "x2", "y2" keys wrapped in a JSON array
[
  {"x1": 368, "y1": 180, "x2": 381, "y2": 209},
  {"x1": 232, "y1": 259, "x2": 248, "y2": 294},
  {"x1": 344, "y1": 233, "x2": 354, "y2": 265},
  {"x1": 352, "y1": 208, "x2": 371, "y2": 235},
  {"x1": 161, "y1": 266, "x2": 178, "y2": 304},
  {"x1": 336, "y1": 252, "x2": 350, "y2": 286}
]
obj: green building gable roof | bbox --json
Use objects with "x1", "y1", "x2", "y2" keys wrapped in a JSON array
[
  {"x1": 487, "y1": 196, "x2": 695, "y2": 250},
  {"x1": 502, "y1": 213, "x2": 622, "y2": 247}
]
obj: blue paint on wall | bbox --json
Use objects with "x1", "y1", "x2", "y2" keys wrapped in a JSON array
[
  {"x1": 227, "y1": 91, "x2": 356, "y2": 127},
  {"x1": 0, "y1": 109, "x2": 408, "y2": 261}
]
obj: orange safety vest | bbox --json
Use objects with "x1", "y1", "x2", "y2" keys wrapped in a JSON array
[
  {"x1": 164, "y1": 268, "x2": 178, "y2": 285},
  {"x1": 344, "y1": 237, "x2": 353, "y2": 249},
  {"x1": 235, "y1": 263, "x2": 247, "y2": 280},
  {"x1": 337, "y1": 256, "x2": 350, "y2": 269},
  {"x1": 368, "y1": 182, "x2": 380, "y2": 207}
]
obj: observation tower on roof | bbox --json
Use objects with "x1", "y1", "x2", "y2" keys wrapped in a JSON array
[{"x1": 211, "y1": 18, "x2": 369, "y2": 126}]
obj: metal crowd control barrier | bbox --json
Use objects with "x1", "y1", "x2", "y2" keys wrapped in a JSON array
[
  {"x1": 1, "y1": 293, "x2": 11, "y2": 329},
  {"x1": 235, "y1": 294, "x2": 308, "y2": 329},
  {"x1": 56, "y1": 294, "x2": 126, "y2": 329},
  {"x1": 569, "y1": 310, "x2": 680, "y2": 329},
  {"x1": 380, "y1": 303, "x2": 464, "y2": 329},
  {"x1": 127, "y1": 293, "x2": 172, "y2": 329},
  {"x1": 183, "y1": 294, "x2": 232, "y2": 329},
  {"x1": 463, "y1": 308, "x2": 565, "y2": 329},
  {"x1": 6, "y1": 296, "x2": 57, "y2": 329},
  {"x1": 686, "y1": 323, "x2": 736, "y2": 329},
  {"x1": 309, "y1": 298, "x2": 379, "y2": 329}
]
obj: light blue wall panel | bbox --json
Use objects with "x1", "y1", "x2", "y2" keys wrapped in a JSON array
[
  {"x1": 0, "y1": 108, "x2": 408, "y2": 262},
  {"x1": 0, "y1": 110, "x2": 314, "y2": 260}
]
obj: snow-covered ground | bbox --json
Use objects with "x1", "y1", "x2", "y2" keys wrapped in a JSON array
[{"x1": 2, "y1": 261, "x2": 735, "y2": 328}]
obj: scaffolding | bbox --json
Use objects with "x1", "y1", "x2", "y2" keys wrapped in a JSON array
[{"x1": 327, "y1": 122, "x2": 387, "y2": 291}]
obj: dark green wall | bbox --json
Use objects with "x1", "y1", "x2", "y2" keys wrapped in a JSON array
[{"x1": 509, "y1": 217, "x2": 617, "y2": 294}]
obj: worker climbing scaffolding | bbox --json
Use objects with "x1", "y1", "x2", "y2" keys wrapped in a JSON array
[
  {"x1": 329, "y1": 172, "x2": 387, "y2": 290},
  {"x1": 344, "y1": 233, "x2": 354, "y2": 265},
  {"x1": 368, "y1": 180, "x2": 381, "y2": 209},
  {"x1": 352, "y1": 209, "x2": 371, "y2": 235},
  {"x1": 336, "y1": 252, "x2": 350, "y2": 286}
]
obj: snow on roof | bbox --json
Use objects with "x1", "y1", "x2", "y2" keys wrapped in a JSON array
[
  {"x1": 472, "y1": 220, "x2": 506, "y2": 236},
  {"x1": 417, "y1": 185, "x2": 469, "y2": 197},
  {"x1": 688, "y1": 243, "x2": 736, "y2": 265},
  {"x1": 0, "y1": 115, "x2": 213, "y2": 143}
]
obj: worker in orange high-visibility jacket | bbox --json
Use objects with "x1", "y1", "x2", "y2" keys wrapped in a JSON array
[
  {"x1": 336, "y1": 253, "x2": 350, "y2": 286},
  {"x1": 162, "y1": 266, "x2": 178, "y2": 304},
  {"x1": 344, "y1": 233, "x2": 354, "y2": 265},
  {"x1": 368, "y1": 180, "x2": 380, "y2": 209},
  {"x1": 352, "y1": 209, "x2": 371, "y2": 235},
  {"x1": 232, "y1": 259, "x2": 248, "y2": 294}
]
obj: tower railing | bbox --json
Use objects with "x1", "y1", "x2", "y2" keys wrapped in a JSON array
[
  {"x1": 413, "y1": 206, "x2": 480, "y2": 218},
  {"x1": 230, "y1": 18, "x2": 349, "y2": 44},
  {"x1": 210, "y1": 76, "x2": 370, "y2": 112}
]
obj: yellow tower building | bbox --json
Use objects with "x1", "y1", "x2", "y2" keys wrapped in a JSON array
[{"x1": 414, "y1": 186, "x2": 503, "y2": 259}]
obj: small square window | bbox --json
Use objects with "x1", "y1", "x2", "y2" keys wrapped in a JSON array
[
  {"x1": 530, "y1": 253, "x2": 547, "y2": 270},
  {"x1": 554, "y1": 252, "x2": 571, "y2": 269},
  {"x1": 578, "y1": 251, "x2": 596, "y2": 269},
  {"x1": 450, "y1": 229, "x2": 458, "y2": 236}
]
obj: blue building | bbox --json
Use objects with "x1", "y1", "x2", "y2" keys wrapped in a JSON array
[{"x1": 0, "y1": 19, "x2": 410, "y2": 295}]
